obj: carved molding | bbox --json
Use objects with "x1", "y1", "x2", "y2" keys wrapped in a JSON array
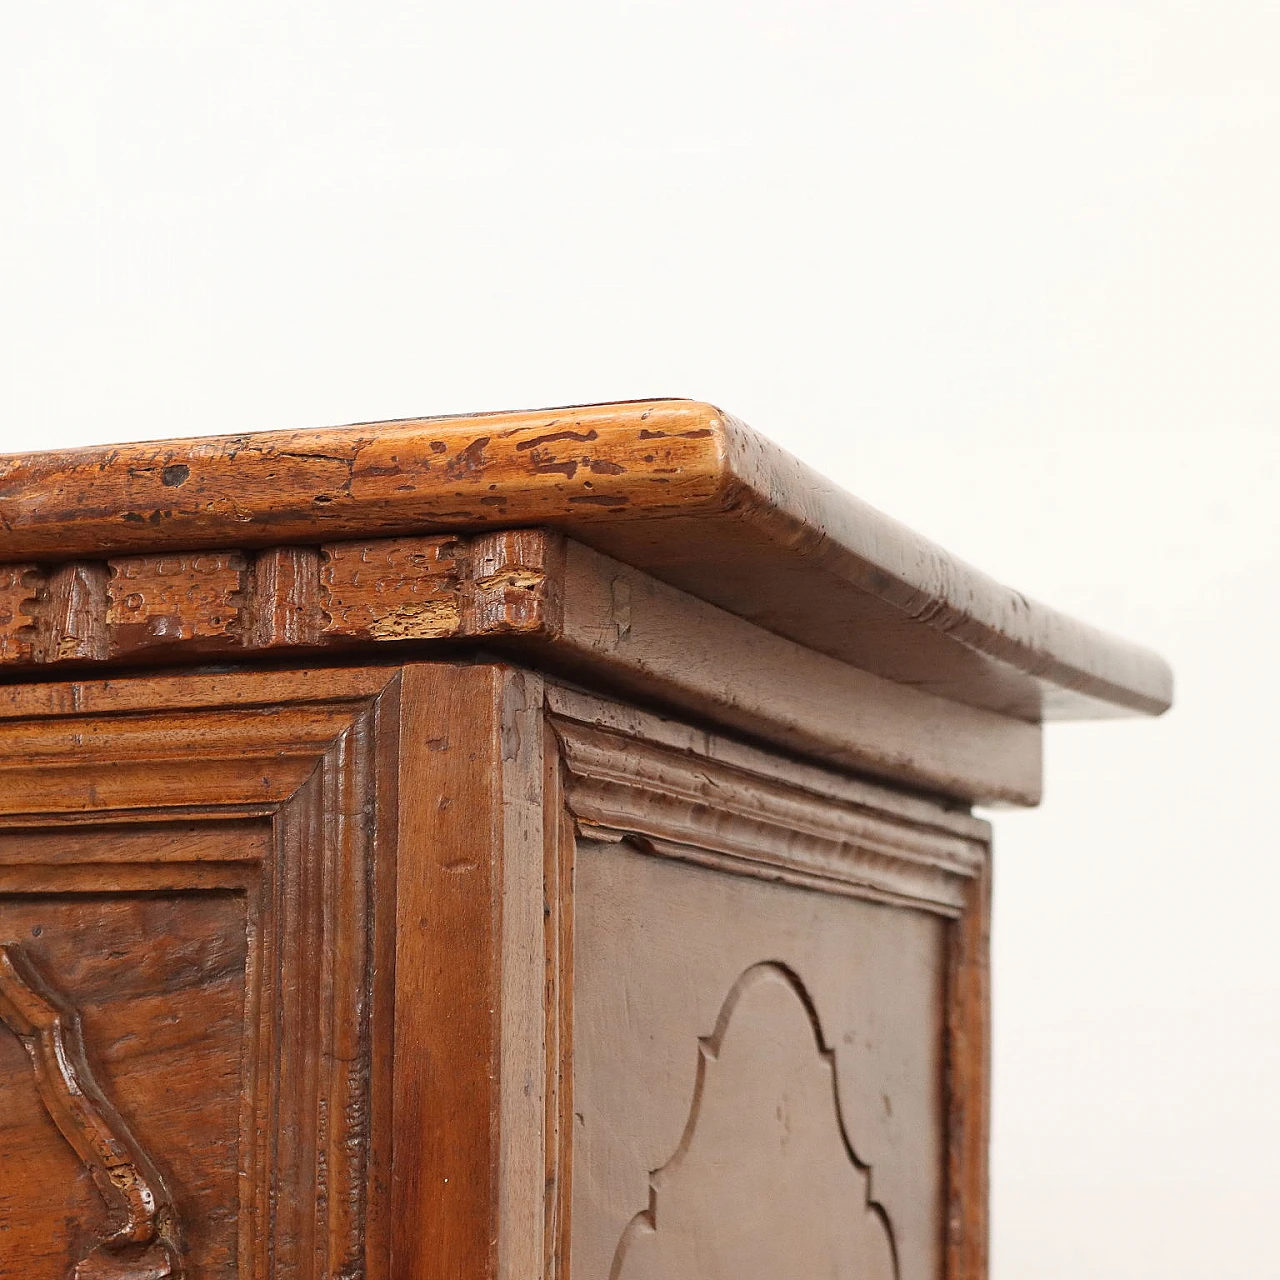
[
  {"x1": 0, "y1": 528, "x2": 559, "y2": 669},
  {"x1": 610, "y1": 963, "x2": 898, "y2": 1280},
  {"x1": 551, "y1": 713, "x2": 985, "y2": 915},
  {"x1": 0, "y1": 944, "x2": 182, "y2": 1280}
]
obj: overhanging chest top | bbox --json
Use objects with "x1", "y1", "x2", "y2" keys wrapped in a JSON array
[{"x1": 0, "y1": 398, "x2": 1170, "y2": 723}]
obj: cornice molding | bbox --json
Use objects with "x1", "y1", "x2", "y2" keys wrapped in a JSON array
[{"x1": 550, "y1": 705, "x2": 987, "y2": 917}]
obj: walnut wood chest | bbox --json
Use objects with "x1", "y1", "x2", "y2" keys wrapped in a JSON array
[{"x1": 0, "y1": 400, "x2": 1171, "y2": 1279}]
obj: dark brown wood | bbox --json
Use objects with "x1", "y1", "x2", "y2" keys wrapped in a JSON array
[
  {"x1": 948, "y1": 848, "x2": 993, "y2": 1280},
  {"x1": 0, "y1": 528, "x2": 1037, "y2": 807},
  {"x1": 512, "y1": 539, "x2": 1043, "y2": 806}
]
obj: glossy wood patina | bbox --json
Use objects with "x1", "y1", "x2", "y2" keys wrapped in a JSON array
[{"x1": 0, "y1": 400, "x2": 1169, "y2": 1280}]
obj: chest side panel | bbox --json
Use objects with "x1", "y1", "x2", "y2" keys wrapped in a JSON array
[{"x1": 547, "y1": 689, "x2": 990, "y2": 1280}]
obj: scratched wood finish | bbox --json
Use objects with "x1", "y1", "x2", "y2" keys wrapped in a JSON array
[
  {"x1": 0, "y1": 529, "x2": 556, "y2": 670},
  {"x1": 0, "y1": 524, "x2": 1037, "y2": 806},
  {"x1": 0, "y1": 397, "x2": 1172, "y2": 1280},
  {"x1": 0, "y1": 399, "x2": 1171, "y2": 721}
]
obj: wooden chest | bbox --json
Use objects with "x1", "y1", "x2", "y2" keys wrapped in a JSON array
[{"x1": 0, "y1": 400, "x2": 1170, "y2": 1279}]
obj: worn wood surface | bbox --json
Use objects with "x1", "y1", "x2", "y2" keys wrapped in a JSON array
[
  {"x1": 0, "y1": 388, "x2": 1167, "y2": 1280},
  {"x1": 0, "y1": 525, "x2": 1039, "y2": 807},
  {"x1": 609, "y1": 962, "x2": 898, "y2": 1280},
  {"x1": 0, "y1": 529, "x2": 556, "y2": 670},
  {"x1": 390, "y1": 663, "x2": 552, "y2": 1280},
  {"x1": 0, "y1": 658, "x2": 999, "y2": 1279},
  {"x1": 517, "y1": 540, "x2": 1042, "y2": 806},
  {"x1": 546, "y1": 683, "x2": 991, "y2": 1280},
  {"x1": 0, "y1": 665, "x2": 403, "y2": 1279},
  {"x1": 571, "y1": 841, "x2": 948, "y2": 1280},
  {"x1": 0, "y1": 894, "x2": 242, "y2": 1280},
  {"x1": 0, "y1": 398, "x2": 1171, "y2": 722}
]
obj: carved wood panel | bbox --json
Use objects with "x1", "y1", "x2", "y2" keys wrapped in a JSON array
[
  {"x1": 570, "y1": 842, "x2": 951, "y2": 1280},
  {"x1": 552, "y1": 695, "x2": 989, "y2": 1280},
  {"x1": 0, "y1": 529, "x2": 558, "y2": 671},
  {"x1": 0, "y1": 667, "x2": 404, "y2": 1280},
  {"x1": 0, "y1": 895, "x2": 243, "y2": 1279},
  {"x1": 610, "y1": 962, "x2": 897, "y2": 1280}
]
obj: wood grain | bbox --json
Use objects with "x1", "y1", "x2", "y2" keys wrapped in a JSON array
[
  {"x1": 947, "y1": 850, "x2": 992, "y2": 1280},
  {"x1": 390, "y1": 662, "x2": 554, "y2": 1280},
  {"x1": 0, "y1": 891, "x2": 246, "y2": 1278},
  {"x1": 570, "y1": 840, "x2": 949, "y2": 1280},
  {"x1": 0, "y1": 561, "x2": 37, "y2": 662},
  {"x1": 391, "y1": 663, "x2": 505, "y2": 1280},
  {"x1": 516, "y1": 540, "x2": 1042, "y2": 806},
  {"x1": 0, "y1": 531, "x2": 557, "y2": 672},
  {"x1": 0, "y1": 943, "x2": 183, "y2": 1280},
  {"x1": 542, "y1": 684, "x2": 989, "y2": 1280},
  {"x1": 0, "y1": 666, "x2": 404, "y2": 1280},
  {"x1": 0, "y1": 398, "x2": 1172, "y2": 722},
  {"x1": 550, "y1": 708, "x2": 987, "y2": 914}
]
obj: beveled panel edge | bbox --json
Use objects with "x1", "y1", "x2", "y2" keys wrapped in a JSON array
[
  {"x1": 0, "y1": 669, "x2": 402, "y2": 1280},
  {"x1": 0, "y1": 945, "x2": 184, "y2": 1279}
]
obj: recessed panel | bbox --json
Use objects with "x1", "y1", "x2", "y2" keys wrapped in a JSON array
[
  {"x1": 0, "y1": 886, "x2": 248, "y2": 1278},
  {"x1": 572, "y1": 839, "x2": 947, "y2": 1280}
]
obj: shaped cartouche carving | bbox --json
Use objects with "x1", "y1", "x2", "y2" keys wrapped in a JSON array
[
  {"x1": 0, "y1": 944, "x2": 182, "y2": 1280},
  {"x1": 611, "y1": 962, "x2": 898, "y2": 1280}
]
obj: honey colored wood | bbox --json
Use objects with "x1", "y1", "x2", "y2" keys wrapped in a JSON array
[
  {"x1": 0, "y1": 398, "x2": 1171, "y2": 721},
  {"x1": 0, "y1": 397, "x2": 1171, "y2": 1280},
  {"x1": 0, "y1": 529, "x2": 556, "y2": 670},
  {"x1": 0, "y1": 657, "x2": 1005, "y2": 1280},
  {"x1": 390, "y1": 663, "x2": 553, "y2": 1280},
  {"x1": 0, "y1": 524, "x2": 1034, "y2": 806},
  {"x1": 0, "y1": 665, "x2": 406, "y2": 1279}
]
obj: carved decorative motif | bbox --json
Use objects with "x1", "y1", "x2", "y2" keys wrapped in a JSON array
[
  {"x1": 320, "y1": 537, "x2": 464, "y2": 640},
  {"x1": 106, "y1": 553, "x2": 247, "y2": 654},
  {"x1": 0, "y1": 530, "x2": 560, "y2": 669},
  {"x1": 610, "y1": 963, "x2": 898, "y2": 1280},
  {"x1": 0, "y1": 668, "x2": 401, "y2": 1278},
  {"x1": 0, "y1": 944, "x2": 183, "y2": 1280},
  {"x1": 0, "y1": 562, "x2": 38, "y2": 662}
]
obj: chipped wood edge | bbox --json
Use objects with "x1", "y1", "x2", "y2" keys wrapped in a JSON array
[
  {"x1": 0, "y1": 397, "x2": 1172, "y2": 722},
  {"x1": 0, "y1": 529, "x2": 1040, "y2": 806},
  {"x1": 0, "y1": 529, "x2": 561, "y2": 671}
]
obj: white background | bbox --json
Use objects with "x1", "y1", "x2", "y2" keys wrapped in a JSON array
[{"x1": 2, "y1": 4, "x2": 1277, "y2": 1276}]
